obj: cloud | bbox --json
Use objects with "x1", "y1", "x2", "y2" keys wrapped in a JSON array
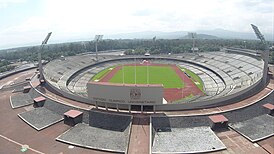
[
  {"x1": 132, "y1": 9, "x2": 155, "y2": 17},
  {"x1": 0, "y1": 0, "x2": 26, "y2": 8},
  {"x1": 237, "y1": 0, "x2": 273, "y2": 13},
  {"x1": 0, "y1": 0, "x2": 273, "y2": 49}
]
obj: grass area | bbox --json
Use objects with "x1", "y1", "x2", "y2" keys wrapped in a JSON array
[
  {"x1": 91, "y1": 64, "x2": 204, "y2": 92},
  {"x1": 91, "y1": 67, "x2": 113, "y2": 81},
  {"x1": 109, "y1": 65, "x2": 184, "y2": 88},
  {"x1": 179, "y1": 66, "x2": 204, "y2": 92}
]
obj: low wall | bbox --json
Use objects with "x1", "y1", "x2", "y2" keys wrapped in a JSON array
[{"x1": 0, "y1": 66, "x2": 36, "y2": 80}]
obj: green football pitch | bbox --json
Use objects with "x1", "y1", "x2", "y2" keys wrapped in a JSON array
[{"x1": 108, "y1": 66, "x2": 184, "y2": 88}]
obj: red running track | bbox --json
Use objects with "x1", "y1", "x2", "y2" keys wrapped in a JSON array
[
  {"x1": 164, "y1": 65, "x2": 203, "y2": 102},
  {"x1": 100, "y1": 65, "x2": 122, "y2": 82}
]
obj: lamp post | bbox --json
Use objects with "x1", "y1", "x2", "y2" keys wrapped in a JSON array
[
  {"x1": 153, "y1": 36, "x2": 156, "y2": 50},
  {"x1": 188, "y1": 32, "x2": 197, "y2": 54},
  {"x1": 94, "y1": 35, "x2": 103, "y2": 61}
]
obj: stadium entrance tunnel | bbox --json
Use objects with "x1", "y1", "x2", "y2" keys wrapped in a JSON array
[
  {"x1": 143, "y1": 105, "x2": 154, "y2": 112},
  {"x1": 130, "y1": 105, "x2": 154, "y2": 112},
  {"x1": 131, "y1": 105, "x2": 141, "y2": 111}
]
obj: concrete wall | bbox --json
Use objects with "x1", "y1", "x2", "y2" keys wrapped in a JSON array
[{"x1": 87, "y1": 82, "x2": 163, "y2": 104}]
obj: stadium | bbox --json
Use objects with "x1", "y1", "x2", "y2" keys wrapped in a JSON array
[
  {"x1": 42, "y1": 48, "x2": 265, "y2": 111},
  {"x1": 1, "y1": 42, "x2": 273, "y2": 153},
  {"x1": 1, "y1": 0, "x2": 274, "y2": 152}
]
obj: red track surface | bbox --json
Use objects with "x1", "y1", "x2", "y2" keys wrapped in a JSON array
[
  {"x1": 99, "y1": 62, "x2": 203, "y2": 102},
  {"x1": 164, "y1": 65, "x2": 203, "y2": 102},
  {"x1": 100, "y1": 65, "x2": 122, "y2": 82}
]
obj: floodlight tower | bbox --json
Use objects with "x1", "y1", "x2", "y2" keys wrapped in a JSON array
[
  {"x1": 251, "y1": 24, "x2": 269, "y2": 85},
  {"x1": 94, "y1": 35, "x2": 103, "y2": 61},
  {"x1": 38, "y1": 32, "x2": 52, "y2": 81},
  {"x1": 152, "y1": 36, "x2": 157, "y2": 50},
  {"x1": 152, "y1": 36, "x2": 156, "y2": 43},
  {"x1": 81, "y1": 41, "x2": 87, "y2": 52},
  {"x1": 188, "y1": 32, "x2": 197, "y2": 54}
]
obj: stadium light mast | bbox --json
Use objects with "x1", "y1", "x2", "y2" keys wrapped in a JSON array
[
  {"x1": 153, "y1": 36, "x2": 156, "y2": 42},
  {"x1": 188, "y1": 32, "x2": 197, "y2": 54},
  {"x1": 94, "y1": 35, "x2": 103, "y2": 61},
  {"x1": 153, "y1": 36, "x2": 156, "y2": 47},
  {"x1": 38, "y1": 32, "x2": 52, "y2": 81},
  {"x1": 81, "y1": 41, "x2": 87, "y2": 52},
  {"x1": 251, "y1": 24, "x2": 269, "y2": 85}
]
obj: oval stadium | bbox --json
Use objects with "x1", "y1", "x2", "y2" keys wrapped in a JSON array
[
  {"x1": 1, "y1": 0, "x2": 274, "y2": 153},
  {"x1": 1, "y1": 47, "x2": 273, "y2": 153},
  {"x1": 42, "y1": 48, "x2": 265, "y2": 111}
]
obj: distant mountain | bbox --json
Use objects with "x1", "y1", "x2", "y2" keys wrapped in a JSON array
[
  {"x1": 105, "y1": 29, "x2": 273, "y2": 41},
  {"x1": 1, "y1": 28, "x2": 272, "y2": 50},
  {"x1": 197, "y1": 29, "x2": 273, "y2": 41},
  {"x1": 105, "y1": 31, "x2": 188, "y2": 39},
  {"x1": 105, "y1": 31, "x2": 218, "y2": 39},
  {"x1": 181, "y1": 34, "x2": 219, "y2": 39}
]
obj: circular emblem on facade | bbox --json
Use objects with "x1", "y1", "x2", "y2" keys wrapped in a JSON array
[{"x1": 130, "y1": 88, "x2": 141, "y2": 99}]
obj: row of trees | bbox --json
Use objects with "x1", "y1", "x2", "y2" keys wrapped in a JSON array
[
  {"x1": 0, "y1": 65, "x2": 15, "y2": 73},
  {"x1": 0, "y1": 39, "x2": 272, "y2": 63},
  {"x1": 0, "y1": 60, "x2": 15, "y2": 73}
]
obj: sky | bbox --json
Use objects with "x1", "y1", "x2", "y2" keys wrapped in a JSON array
[{"x1": 0, "y1": 0, "x2": 273, "y2": 49}]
